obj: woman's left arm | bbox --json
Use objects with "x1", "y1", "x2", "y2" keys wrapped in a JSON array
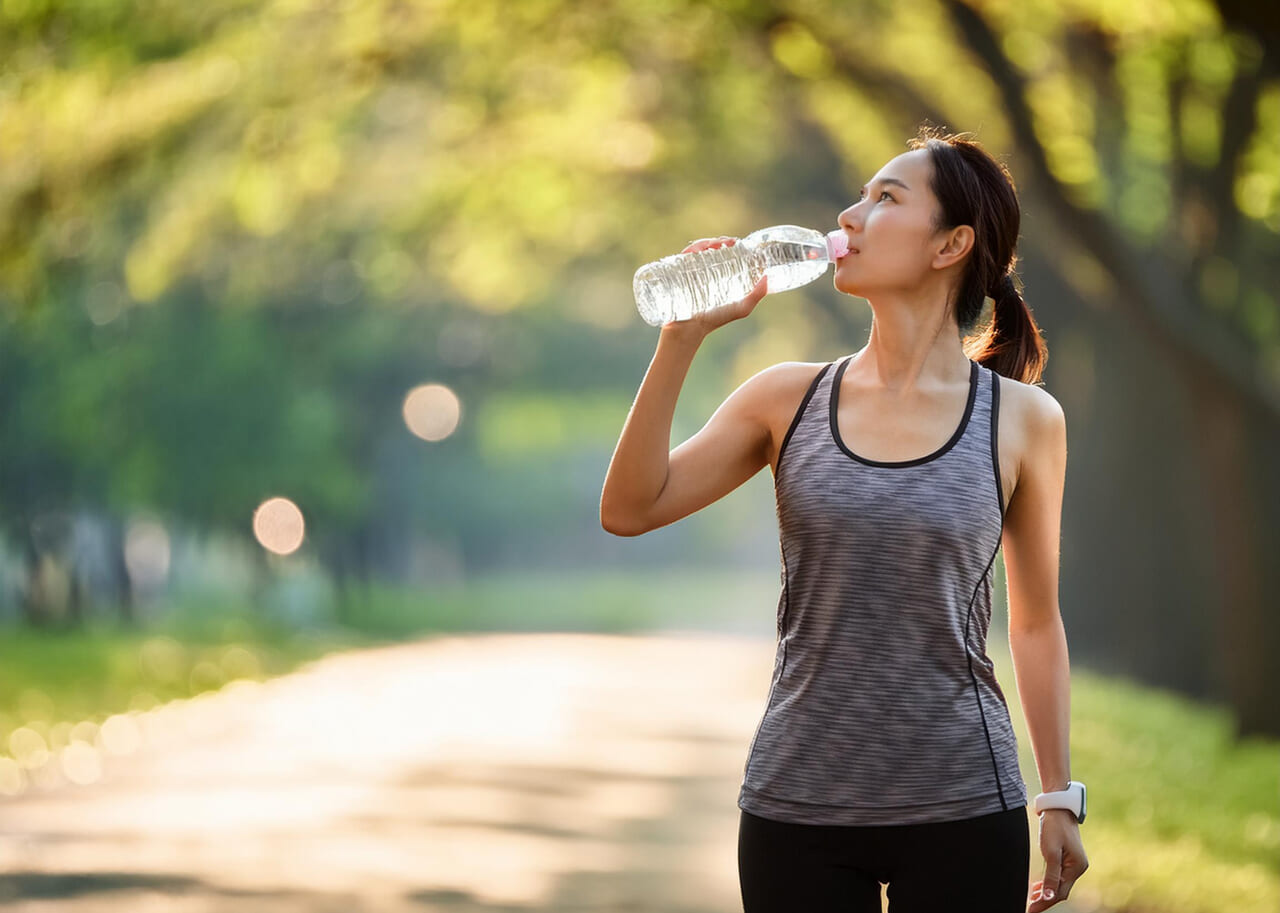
[
  {"x1": 1001, "y1": 388, "x2": 1088, "y2": 910},
  {"x1": 1004, "y1": 389, "x2": 1071, "y2": 795}
]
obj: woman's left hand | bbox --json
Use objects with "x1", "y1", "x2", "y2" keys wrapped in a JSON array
[{"x1": 1027, "y1": 810, "x2": 1089, "y2": 910}]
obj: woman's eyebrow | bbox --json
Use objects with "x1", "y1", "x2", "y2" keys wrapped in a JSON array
[{"x1": 860, "y1": 177, "x2": 911, "y2": 193}]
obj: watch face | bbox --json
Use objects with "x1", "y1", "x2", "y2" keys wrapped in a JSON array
[{"x1": 1079, "y1": 783, "x2": 1087, "y2": 823}]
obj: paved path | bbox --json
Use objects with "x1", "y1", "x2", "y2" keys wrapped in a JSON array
[
  {"x1": 0, "y1": 631, "x2": 1090, "y2": 912},
  {"x1": 0, "y1": 632, "x2": 786, "y2": 912}
]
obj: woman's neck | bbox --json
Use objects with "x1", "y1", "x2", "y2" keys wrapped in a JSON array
[{"x1": 853, "y1": 299, "x2": 969, "y2": 394}]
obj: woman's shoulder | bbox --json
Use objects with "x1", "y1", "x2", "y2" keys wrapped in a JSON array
[
  {"x1": 731, "y1": 361, "x2": 834, "y2": 448},
  {"x1": 728, "y1": 362, "x2": 834, "y2": 471},
  {"x1": 990, "y1": 370, "x2": 1064, "y2": 425},
  {"x1": 987, "y1": 370, "x2": 1065, "y2": 481},
  {"x1": 745, "y1": 360, "x2": 834, "y2": 410}
]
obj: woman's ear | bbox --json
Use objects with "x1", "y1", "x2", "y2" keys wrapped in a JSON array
[{"x1": 932, "y1": 225, "x2": 974, "y2": 270}]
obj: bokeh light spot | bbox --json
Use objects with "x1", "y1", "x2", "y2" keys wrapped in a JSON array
[
  {"x1": 99, "y1": 714, "x2": 142, "y2": 756},
  {"x1": 9, "y1": 727, "x2": 48, "y2": 769},
  {"x1": 403, "y1": 383, "x2": 462, "y2": 442},
  {"x1": 0, "y1": 759, "x2": 26, "y2": 797},
  {"x1": 252, "y1": 497, "x2": 306, "y2": 555}
]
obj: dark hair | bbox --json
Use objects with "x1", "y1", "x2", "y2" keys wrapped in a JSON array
[{"x1": 908, "y1": 124, "x2": 1047, "y2": 385}]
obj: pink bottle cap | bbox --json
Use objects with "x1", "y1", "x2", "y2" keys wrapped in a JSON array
[{"x1": 826, "y1": 230, "x2": 850, "y2": 261}]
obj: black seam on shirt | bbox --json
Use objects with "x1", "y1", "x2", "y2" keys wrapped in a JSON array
[{"x1": 964, "y1": 534, "x2": 1010, "y2": 811}]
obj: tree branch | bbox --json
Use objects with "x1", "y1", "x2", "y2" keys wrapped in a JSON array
[
  {"x1": 1208, "y1": 37, "x2": 1270, "y2": 260},
  {"x1": 940, "y1": 0, "x2": 1280, "y2": 419}
]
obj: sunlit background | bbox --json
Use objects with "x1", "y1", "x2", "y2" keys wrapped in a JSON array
[{"x1": 0, "y1": 0, "x2": 1278, "y2": 910}]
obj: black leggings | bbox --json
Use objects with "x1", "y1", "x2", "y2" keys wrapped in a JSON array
[{"x1": 738, "y1": 805, "x2": 1031, "y2": 913}]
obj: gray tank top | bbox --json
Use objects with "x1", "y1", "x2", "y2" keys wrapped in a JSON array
[{"x1": 738, "y1": 353, "x2": 1028, "y2": 826}]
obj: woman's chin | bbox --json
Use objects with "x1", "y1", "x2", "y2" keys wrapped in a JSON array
[{"x1": 834, "y1": 275, "x2": 863, "y2": 297}]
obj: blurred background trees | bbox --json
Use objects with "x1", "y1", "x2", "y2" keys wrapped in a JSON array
[{"x1": 1, "y1": 0, "x2": 1277, "y2": 737}]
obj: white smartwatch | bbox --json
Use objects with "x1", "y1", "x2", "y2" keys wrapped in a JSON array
[{"x1": 1033, "y1": 780, "x2": 1087, "y2": 824}]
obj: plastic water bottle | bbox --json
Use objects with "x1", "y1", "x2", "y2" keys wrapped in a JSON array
[{"x1": 633, "y1": 225, "x2": 850, "y2": 326}]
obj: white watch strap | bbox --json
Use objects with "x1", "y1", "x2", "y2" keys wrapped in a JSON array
[{"x1": 1033, "y1": 781, "x2": 1084, "y2": 820}]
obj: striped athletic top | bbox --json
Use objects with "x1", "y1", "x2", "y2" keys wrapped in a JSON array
[{"x1": 737, "y1": 353, "x2": 1028, "y2": 826}]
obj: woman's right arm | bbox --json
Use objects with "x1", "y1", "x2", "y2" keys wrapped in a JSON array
[{"x1": 600, "y1": 237, "x2": 772, "y2": 537}]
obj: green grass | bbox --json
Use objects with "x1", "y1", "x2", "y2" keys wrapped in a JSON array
[
  {"x1": 0, "y1": 606, "x2": 384, "y2": 751},
  {"x1": 331, "y1": 566, "x2": 782, "y2": 636},
  {"x1": 1, "y1": 569, "x2": 1277, "y2": 913}
]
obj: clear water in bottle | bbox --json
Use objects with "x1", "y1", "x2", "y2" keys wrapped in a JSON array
[{"x1": 633, "y1": 225, "x2": 849, "y2": 327}]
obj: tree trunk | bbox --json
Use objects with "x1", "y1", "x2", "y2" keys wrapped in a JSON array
[
  {"x1": 20, "y1": 520, "x2": 50, "y2": 629},
  {"x1": 107, "y1": 515, "x2": 135, "y2": 626},
  {"x1": 67, "y1": 560, "x2": 84, "y2": 628},
  {"x1": 1185, "y1": 366, "x2": 1274, "y2": 737}
]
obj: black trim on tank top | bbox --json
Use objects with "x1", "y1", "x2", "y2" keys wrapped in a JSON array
[
  {"x1": 991, "y1": 369, "x2": 1005, "y2": 518},
  {"x1": 963, "y1": 536, "x2": 1012, "y2": 812},
  {"x1": 828, "y1": 356, "x2": 980, "y2": 468},
  {"x1": 774, "y1": 362, "x2": 834, "y2": 479}
]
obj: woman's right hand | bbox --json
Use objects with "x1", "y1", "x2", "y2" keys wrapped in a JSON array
[{"x1": 661, "y1": 237, "x2": 769, "y2": 336}]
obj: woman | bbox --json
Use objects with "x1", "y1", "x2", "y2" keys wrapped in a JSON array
[{"x1": 600, "y1": 125, "x2": 1088, "y2": 912}]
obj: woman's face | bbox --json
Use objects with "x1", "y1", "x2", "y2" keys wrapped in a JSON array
[{"x1": 834, "y1": 149, "x2": 951, "y2": 299}]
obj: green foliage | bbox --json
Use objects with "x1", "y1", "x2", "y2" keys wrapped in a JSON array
[
  {"x1": 4, "y1": 0, "x2": 1276, "y2": 315},
  {"x1": 1, "y1": 0, "x2": 1277, "y2": 585}
]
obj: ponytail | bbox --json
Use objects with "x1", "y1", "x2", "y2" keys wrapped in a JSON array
[{"x1": 962, "y1": 272, "x2": 1048, "y2": 386}]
